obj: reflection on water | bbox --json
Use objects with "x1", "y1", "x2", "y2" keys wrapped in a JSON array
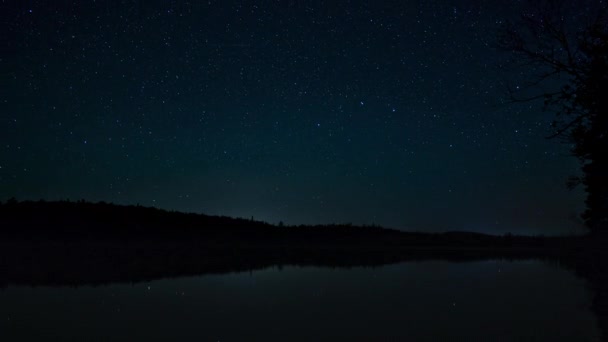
[{"x1": 0, "y1": 260, "x2": 600, "y2": 341}]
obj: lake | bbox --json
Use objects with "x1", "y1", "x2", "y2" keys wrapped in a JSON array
[{"x1": 0, "y1": 260, "x2": 600, "y2": 341}]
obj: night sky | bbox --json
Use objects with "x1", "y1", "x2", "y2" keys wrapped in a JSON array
[{"x1": 2, "y1": 1, "x2": 596, "y2": 235}]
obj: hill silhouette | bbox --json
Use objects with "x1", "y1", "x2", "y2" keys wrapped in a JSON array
[
  {"x1": 0, "y1": 199, "x2": 565, "y2": 246},
  {"x1": 0, "y1": 199, "x2": 394, "y2": 240}
]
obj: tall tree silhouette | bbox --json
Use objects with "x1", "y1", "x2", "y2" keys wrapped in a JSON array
[{"x1": 498, "y1": 1, "x2": 608, "y2": 233}]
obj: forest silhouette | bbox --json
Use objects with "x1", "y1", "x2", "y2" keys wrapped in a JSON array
[{"x1": 498, "y1": 1, "x2": 608, "y2": 232}]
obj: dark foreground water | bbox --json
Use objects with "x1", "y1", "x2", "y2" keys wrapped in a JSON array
[{"x1": 0, "y1": 260, "x2": 600, "y2": 341}]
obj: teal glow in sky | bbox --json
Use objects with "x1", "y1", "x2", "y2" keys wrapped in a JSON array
[{"x1": 2, "y1": 0, "x2": 595, "y2": 234}]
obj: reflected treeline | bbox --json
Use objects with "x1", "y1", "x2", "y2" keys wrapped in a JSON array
[
  {"x1": 0, "y1": 238, "x2": 571, "y2": 288},
  {"x1": 0, "y1": 199, "x2": 607, "y2": 340},
  {"x1": 556, "y1": 245, "x2": 608, "y2": 342}
]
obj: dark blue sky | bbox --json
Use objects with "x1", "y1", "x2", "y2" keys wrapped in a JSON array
[{"x1": 2, "y1": 1, "x2": 594, "y2": 234}]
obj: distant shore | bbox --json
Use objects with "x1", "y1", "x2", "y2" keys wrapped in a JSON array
[
  {"x1": 1, "y1": 199, "x2": 607, "y2": 341},
  {"x1": 0, "y1": 199, "x2": 599, "y2": 287}
]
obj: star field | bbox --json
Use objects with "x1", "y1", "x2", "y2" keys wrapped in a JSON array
[{"x1": 1, "y1": 1, "x2": 590, "y2": 234}]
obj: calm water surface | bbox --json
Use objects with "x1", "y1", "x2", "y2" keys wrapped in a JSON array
[{"x1": 0, "y1": 260, "x2": 600, "y2": 341}]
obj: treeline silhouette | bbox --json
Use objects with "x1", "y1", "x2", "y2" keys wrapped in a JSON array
[
  {"x1": 1, "y1": 199, "x2": 607, "y2": 340},
  {"x1": 0, "y1": 198, "x2": 564, "y2": 247},
  {"x1": 498, "y1": 1, "x2": 608, "y2": 232},
  {"x1": 0, "y1": 199, "x2": 590, "y2": 287}
]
